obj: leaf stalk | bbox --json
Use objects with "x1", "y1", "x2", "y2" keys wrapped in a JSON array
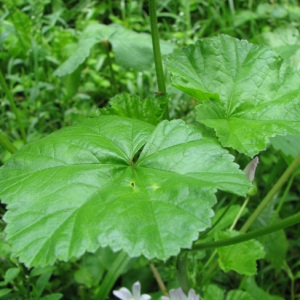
[
  {"x1": 194, "y1": 211, "x2": 300, "y2": 250},
  {"x1": 0, "y1": 131, "x2": 18, "y2": 154},
  {"x1": 94, "y1": 251, "x2": 130, "y2": 300},
  {"x1": 148, "y1": 0, "x2": 166, "y2": 94}
]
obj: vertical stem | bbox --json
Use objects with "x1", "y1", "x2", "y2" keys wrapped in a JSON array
[
  {"x1": 272, "y1": 175, "x2": 294, "y2": 222},
  {"x1": 0, "y1": 131, "x2": 18, "y2": 154},
  {"x1": 181, "y1": 0, "x2": 191, "y2": 42},
  {"x1": 103, "y1": 41, "x2": 117, "y2": 95},
  {"x1": 94, "y1": 251, "x2": 131, "y2": 300},
  {"x1": 148, "y1": 0, "x2": 166, "y2": 93},
  {"x1": 150, "y1": 263, "x2": 168, "y2": 296},
  {"x1": 230, "y1": 197, "x2": 250, "y2": 230},
  {"x1": 228, "y1": 0, "x2": 235, "y2": 15},
  {"x1": 10, "y1": 11, "x2": 28, "y2": 51},
  {"x1": 283, "y1": 261, "x2": 295, "y2": 300},
  {"x1": 0, "y1": 70, "x2": 27, "y2": 144}
]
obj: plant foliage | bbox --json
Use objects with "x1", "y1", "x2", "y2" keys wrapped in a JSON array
[
  {"x1": 167, "y1": 35, "x2": 300, "y2": 157},
  {"x1": 0, "y1": 116, "x2": 249, "y2": 267},
  {"x1": 54, "y1": 24, "x2": 174, "y2": 76}
]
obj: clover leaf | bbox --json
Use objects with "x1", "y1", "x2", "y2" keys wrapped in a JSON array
[
  {"x1": 167, "y1": 35, "x2": 300, "y2": 157},
  {"x1": 0, "y1": 116, "x2": 249, "y2": 267}
]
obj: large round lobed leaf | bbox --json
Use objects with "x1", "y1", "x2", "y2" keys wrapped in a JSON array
[{"x1": 0, "y1": 116, "x2": 249, "y2": 266}]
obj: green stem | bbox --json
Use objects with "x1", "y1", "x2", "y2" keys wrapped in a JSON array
[
  {"x1": 148, "y1": 0, "x2": 166, "y2": 93},
  {"x1": 9, "y1": 10, "x2": 27, "y2": 51},
  {"x1": 230, "y1": 197, "x2": 250, "y2": 230},
  {"x1": 201, "y1": 260, "x2": 218, "y2": 286},
  {"x1": 94, "y1": 251, "x2": 131, "y2": 300},
  {"x1": 0, "y1": 131, "x2": 18, "y2": 154},
  {"x1": 102, "y1": 41, "x2": 117, "y2": 95},
  {"x1": 194, "y1": 211, "x2": 300, "y2": 250},
  {"x1": 177, "y1": 251, "x2": 190, "y2": 294},
  {"x1": 199, "y1": 249, "x2": 218, "y2": 285},
  {"x1": 0, "y1": 70, "x2": 27, "y2": 144},
  {"x1": 240, "y1": 153, "x2": 300, "y2": 233},
  {"x1": 228, "y1": 0, "x2": 235, "y2": 15},
  {"x1": 272, "y1": 175, "x2": 294, "y2": 223},
  {"x1": 182, "y1": 0, "x2": 191, "y2": 41},
  {"x1": 200, "y1": 197, "x2": 248, "y2": 283},
  {"x1": 283, "y1": 261, "x2": 295, "y2": 300}
]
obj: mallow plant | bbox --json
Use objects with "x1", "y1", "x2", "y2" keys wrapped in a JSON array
[{"x1": 0, "y1": 0, "x2": 300, "y2": 299}]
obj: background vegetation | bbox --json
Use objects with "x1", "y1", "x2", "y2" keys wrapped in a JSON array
[{"x1": 0, "y1": 0, "x2": 300, "y2": 299}]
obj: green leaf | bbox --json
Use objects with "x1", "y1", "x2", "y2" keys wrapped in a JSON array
[
  {"x1": 271, "y1": 134, "x2": 300, "y2": 158},
  {"x1": 39, "y1": 294, "x2": 63, "y2": 300},
  {"x1": 255, "y1": 26, "x2": 300, "y2": 68},
  {"x1": 0, "y1": 230, "x2": 11, "y2": 258},
  {"x1": 54, "y1": 24, "x2": 174, "y2": 76},
  {"x1": 34, "y1": 272, "x2": 52, "y2": 299},
  {"x1": 203, "y1": 284, "x2": 224, "y2": 300},
  {"x1": 74, "y1": 268, "x2": 94, "y2": 288},
  {"x1": 216, "y1": 230, "x2": 265, "y2": 275},
  {"x1": 167, "y1": 35, "x2": 300, "y2": 157},
  {"x1": 100, "y1": 93, "x2": 168, "y2": 125},
  {"x1": 210, "y1": 205, "x2": 248, "y2": 235},
  {"x1": 0, "y1": 116, "x2": 249, "y2": 267},
  {"x1": 30, "y1": 266, "x2": 56, "y2": 277},
  {"x1": 4, "y1": 268, "x2": 20, "y2": 284},
  {"x1": 252, "y1": 206, "x2": 288, "y2": 272},
  {"x1": 226, "y1": 290, "x2": 252, "y2": 300},
  {"x1": 243, "y1": 277, "x2": 283, "y2": 300},
  {"x1": 74, "y1": 250, "x2": 106, "y2": 288},
  {"x1": 0, "y1": 289, "x2": 11, "y2": 297}
]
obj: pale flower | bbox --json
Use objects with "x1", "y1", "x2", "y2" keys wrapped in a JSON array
[
  {"x1": 113, "y1": 281, "x2": 151, "y2": 300},
  {"x1": 162, "y1": 288, "x2": 200, "y2": 300}
]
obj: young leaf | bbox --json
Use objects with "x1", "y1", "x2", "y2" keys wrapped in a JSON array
[
  {"x1": 216, "y1": 230, "x2": 265, "y2": 275},
  {"x1": 100, "y1": 93, "x2": 168, "y2": 125},
  {"x1": 167, "y1": 35, "x2": 300, "y2": 157},
  {"x1": 0, "y1": 116, "x2": 249, "y2": 267},
  {"x1": 54, "y1": 24, "x2": 174, "y2": 76}
]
